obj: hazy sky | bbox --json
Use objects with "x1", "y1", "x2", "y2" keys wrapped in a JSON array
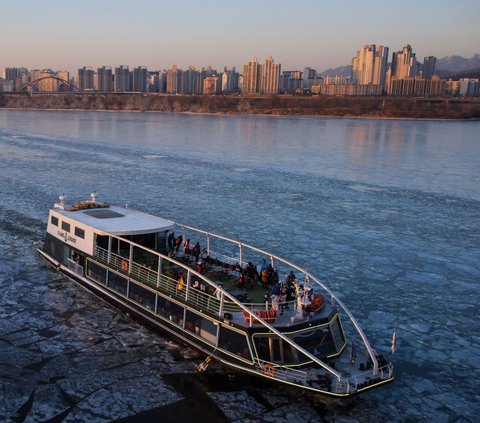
[{"x1": 1, "y1": 0, "x2": 479, "y2": 74}]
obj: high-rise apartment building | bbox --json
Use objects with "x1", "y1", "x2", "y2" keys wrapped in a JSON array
[
  {"x1": 115, "y1": 66, "x2": 130, "y2": 92},
  {"x1": 183, "y1": 66, "x2": 199, "y2": 95},
  {"x1": 166, "y1": 65, "x2": 183, "y2": 94},
  {"x1": 242, "y1": 57, "x2": 260, "y2": 94},
  {"x1": 391, "y1": 45, "x2": 418, "y2": 79},
  {"x1": 302, "y1": 67, "x2": 318, "y2": 89},
  {"x1": 351, "y1": 45, "x2": 389, "y2": 88},
  {"x1": 78, "y1": 67, "x2": 94, "y2": 91},
  {"x1": 422, "y1": 56, "x2": 436, "y2": 80},
  {"x1": 133, "y1": 66, "x2": 148, "y2": 92},
  {"x1": 221, "y1": 67, "x2": 239, "y2": 93},
  {"x1": 242, "y1": 56, "x2": 280, "y2": 94},
  {"x1": 97, "y1": 66, "x2": 113, "y2": 92},
  {"x1": 260, "y1": 56, "x2": 281, "y2": 94}
]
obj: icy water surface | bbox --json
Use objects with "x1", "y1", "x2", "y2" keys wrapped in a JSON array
[{"x1": 0, "y1": 110, "x2": 479, "y2": 422}]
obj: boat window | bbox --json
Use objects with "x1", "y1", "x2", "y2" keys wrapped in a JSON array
[
  {"x1": 108, "y1": 272, "x2": 128, "y2": 296},
  {"x1": 96, "y1": 235, "x2": 109, "y2": 250},
  {"x1": 218, "y1": 326, "x2": 251, "y2": 360},
  {"x1": 75, "y1": 226, "x2": 85, "y2": 239},
  {"x1": 129, "y1": 282, "x2": 155, "y2": 310},
  {"x1": 51, "y1": 216, "x2": 59, "y2": 226},
  {"x1": 86, "y1": 260, "x2": 107, "y2": 285},
  {"x1": 61, "y1": 221, "x2": 71, "y2": 232},
  {"x1": 156, "y1": 295, "x2": 184, "y2": 327},
  {"x1": 75, "y1": 227, "x2": 85, "y2": 239},
  {"x1": 253, "y1": 335, "x2": 284, "y2": 363},
  {"x1": 292, "y1": 327, "x2": 336, "y2": 359},
  {"x1": 185, "y1": 310, "x2": 217, "y2": 345},
  {"x1": 330, "y1": 317, "x2": 346, "y2": 353},
  {"x1": 45, "y1": 233, "x2": 62, "y2": 260},
  {"x1": 253, "y1": 336, "x2": 270, "y2": 361}
]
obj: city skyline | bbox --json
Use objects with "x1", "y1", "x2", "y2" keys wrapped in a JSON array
[{"x1": 0, "y1": 0, "x2": 479, "y2": 75}]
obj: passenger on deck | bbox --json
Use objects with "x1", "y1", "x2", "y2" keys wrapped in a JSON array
[
  {"x1": 271, "y1": 281, "x2": 281, "y2": 313},
  {"x1": 168, "y1": 232, "x2": 175, "y2": 250},
  {"x1": 280, "y1": 283, "x2": 288, "y2": 313},
  {"x1": 215, "y1": 283, "x2": 224, "y2": 300},
  {"x1": 183, "y1": 239, "x2": 191, "y2": 255},
  {"x1": 238, "y1": 273, "x2": 245, "y2": 290},
  {"x1": 245, "y1": 262, "x2": 258, "y2": 286},
  {"x1": 197, "y1": 260, "x2": 204, "y2": 275},
  {"x1": 193, "y1": 241, "x2": 201, "y2": 262},
  {"x1": 260, "y1": 259, "x2": 268, "y2": 273},
  {"x1": 177, "y1": 272, "x2": 185, "y2": 290},
  {"x1": 260, "y1": 268, "x2": 269, "y2": 289},
  {"x1": 286, "y1": 270, "x2": 296, "y2": 287},
  {"x1": 175, "y1": 236, "x2": 183, "y2": 253}
]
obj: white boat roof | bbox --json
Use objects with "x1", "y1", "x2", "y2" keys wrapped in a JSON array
[{"x1": 54, "y1": 204, "x2": 174, "y2": 235}]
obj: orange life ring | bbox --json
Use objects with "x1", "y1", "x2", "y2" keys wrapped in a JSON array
[
  {"x1": 262, "y1": 364, "x2": 276, "y2": 378},
  {"x1": 121, "y1": 260, "x2": 129, "y2": 271}
]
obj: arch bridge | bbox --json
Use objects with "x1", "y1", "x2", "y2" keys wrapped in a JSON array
[{"x1": 19, "y1": 76, "x2": 78, "y2": 92}]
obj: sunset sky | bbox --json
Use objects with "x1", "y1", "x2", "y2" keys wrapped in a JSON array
[{"x1": 1, "y1": 0, "x2": 479, "y2": 73}]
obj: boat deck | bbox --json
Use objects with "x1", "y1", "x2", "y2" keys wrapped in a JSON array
[{"x1": 174, "y1": 252, "x2": 332, "y2": 328}]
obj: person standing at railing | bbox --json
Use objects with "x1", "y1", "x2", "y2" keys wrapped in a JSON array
[
  {"x1": 183, "y1": 239, "x2": 191, "y2": 256},
  {"x1": 193, "y1": 241, "x2": 201, "y2": 262},
  {"x1": 175, "y1": 236, "x2": 182, "y2": 253}
]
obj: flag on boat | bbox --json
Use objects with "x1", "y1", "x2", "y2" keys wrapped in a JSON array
[
  {"x1": 391, "y1": 330, "x2": 397, "y2": 354},
  {"x1": 350, "y1": 341, "x2": 356, "y2": 364}
]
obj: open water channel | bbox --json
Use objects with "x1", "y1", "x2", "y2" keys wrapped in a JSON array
[{"x1": 0, "y1": 110, "x2": 479, "y2": 422}]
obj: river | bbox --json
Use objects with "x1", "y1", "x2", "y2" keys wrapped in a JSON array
[{"x1": 0, "y1": 110, "x2": 479, "y2": 422}]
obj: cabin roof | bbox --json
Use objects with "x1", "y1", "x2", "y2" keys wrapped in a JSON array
[{"x1": 54, "y1": 204, "x2": 174, "y2": 235}]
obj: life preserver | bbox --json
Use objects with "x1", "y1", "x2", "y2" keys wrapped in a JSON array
[
  {"x1": 262, "y1": 364, "x2": 276, "y2": 378},
  {"x1": 121, "y1": 260, "x2": 129, "y2": 271}
]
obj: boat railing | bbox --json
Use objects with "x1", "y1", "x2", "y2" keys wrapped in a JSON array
[
  {"x1": 341, "y1": 362, "x2": 394, "y2": 394},
  {"x1": 67, "y1": 258, "x2": 84, "y2": 276},
  {"x1": 93, "y1": 239, "x2": 343, "y2": 380},
  {"x1": 254, "y1": 359, "x2": 307, "y2": 385},
  {"x1": 94, "y1": 246, "x2": 306, "y2": 321},
  {"x1": 94, "y1": 245, "x2": 223, "y2": 315}
]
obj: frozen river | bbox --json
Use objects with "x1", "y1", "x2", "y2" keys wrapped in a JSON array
[{"x1": 0, "y1": 110, "x2": 479, "y2": 422}]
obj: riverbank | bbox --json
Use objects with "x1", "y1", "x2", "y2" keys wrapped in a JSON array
[{"x1": 1, "y1": 93, "x2": 480, "y2": 119}]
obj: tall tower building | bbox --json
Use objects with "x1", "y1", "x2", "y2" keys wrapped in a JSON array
[
  {"x1": 133, "y1": 66, "x2": 148, "y2": 92},
  {"x1": 115, "y1": 66, "x2": 130, "y2": 92},
  {"x1": 260, "y1": 56, "x2": 281, "y2": 94},
  {"x1": 97, "y1": 66, "x2": 113, "y2": 92},
  {"x1": 221, "y1": 67, "x2": 239, "y2": 93},
  {"x1": 183, "y1": 66, "x2": 199, "y2": 95},
  {"x1": 242, "y1": 57, "x2": 260, "y2": 94},
  {"x1": 166, "y1": 65, "x2": 183, "y2": 94},
  {"x1": 78, "y1": 67, "x2": 94, "y2": 91},
  {"x1": 351, "y1": 45, "x2": 389, "y2": 87},
  {"x1": 422, "y1": 56, "x2": 436, "y2": 80},
  {"x1": 391, "y1": 45, "x2": 418, "y2": 79}
]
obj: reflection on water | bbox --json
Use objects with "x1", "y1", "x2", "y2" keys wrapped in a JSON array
[{"x1": 1, "y1": 110, "x2": 479, "y2": 199}]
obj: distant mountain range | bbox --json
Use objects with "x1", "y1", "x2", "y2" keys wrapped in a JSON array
[{"x1": 320, "y1": 54, "x2": 480, "y2": 77}]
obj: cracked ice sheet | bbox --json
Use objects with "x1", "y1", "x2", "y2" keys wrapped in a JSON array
[
  {"x1": 207, "y1": 391, "x2": 267, "y2": 421},
  {"x1": 64, "y1": 375, "x2": 182, "y2": 422}
]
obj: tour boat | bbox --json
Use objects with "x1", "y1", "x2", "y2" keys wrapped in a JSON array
[{"x1": 37, "y1": 193, "x2": 394, "y2": 397}]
